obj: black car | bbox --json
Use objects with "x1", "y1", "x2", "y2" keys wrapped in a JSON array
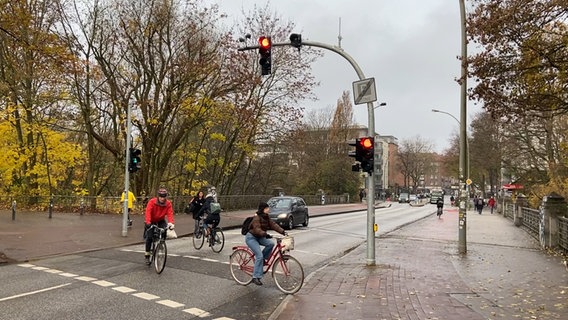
[{"x1": 267, "y1": 196, "x2": 309, "y2": 230}]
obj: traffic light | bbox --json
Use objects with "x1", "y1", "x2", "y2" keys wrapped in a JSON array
[
  {"x1": 290, "y1": 33, "x2": 302, "y2": 48},
  {"x1": 258, "y1": 36, "x2": 272, "y2": 75},
  {"x1": 359, "y1": 137, "x2": 374, "y2": 174},
  {"x1": 129, "y1": 148, "x2": 141, "y2": 173}
]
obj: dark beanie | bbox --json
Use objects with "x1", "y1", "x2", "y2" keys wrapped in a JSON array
[{"x1": 257, "y1": 202, "x2": 269, "y2": 214}]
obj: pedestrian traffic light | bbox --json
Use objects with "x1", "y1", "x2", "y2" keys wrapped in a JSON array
[
  {"x1": 258, "y1": 36, "x2": 272, "y2": 75},
  {"x1": 290, "y1": 33, "x2": 302, "y2": 48},
  {"x1": 129, "y1": 148, "x2": 141, "y2": 173},
  {"x1": 358, "y1": 137, "x2": 374, "y2": 174}
]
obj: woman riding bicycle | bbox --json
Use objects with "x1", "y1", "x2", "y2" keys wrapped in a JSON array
[
  {"x1": 198, "y1": 193, "x2": 221, "y2": 237},
  {"x1": 144, "y1": 187, "x2": 175, "y2": 264},
  {"x1": 245, "y1": 202, "x2": 287, "y2": 286}
]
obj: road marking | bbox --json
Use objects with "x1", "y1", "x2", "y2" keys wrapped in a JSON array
[
  {"x1": 44, "y1": 269, "x2": 63, "y2": 274},
  {"x1": 113, "y1": 286, "x2": 136, "y2": 293},
  {"x1": 32, "y1": 266, "x2": 49, "y2": 271},
  {"x1": 75, "y1": 276, "x2": 97, "y2": 282},
  {"x1": 183, "y1": 307, "x2": 211, "y2": 317},
  {"x1": 156, "y1": 299, "x2": 185, "y2": 308},
  {"x1": 0, "y1": 283, "x2": 71, "y2": 302},
  {"x1": 132, "y1": 292, "x2": 159, "y2": 300},
  {"x1": 93, "y1": 280, "x2": 115, "y2": 287},
  {"x1": 60, "y1": 272, "x2": 78, "y2": 277}
]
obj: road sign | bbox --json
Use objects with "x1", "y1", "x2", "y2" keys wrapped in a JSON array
[
  {"x1": 466, "y1": 178, "x2": 472, "y2": 185},
  {"x1": 353, "y1": 78, "x2": 377, "y2": 105}
]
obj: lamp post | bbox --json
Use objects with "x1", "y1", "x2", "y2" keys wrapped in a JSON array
[{"x1": 431, "y1": 107, "x2": 469, "y2": 254}]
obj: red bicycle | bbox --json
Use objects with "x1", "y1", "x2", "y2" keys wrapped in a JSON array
[{"x1": 229, "y1": 236, "x2": 304, "y2": 294}]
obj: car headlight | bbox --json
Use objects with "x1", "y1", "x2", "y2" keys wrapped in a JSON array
[{"x1": 277, "y1": 213, "x2": 288, "y2": 219}]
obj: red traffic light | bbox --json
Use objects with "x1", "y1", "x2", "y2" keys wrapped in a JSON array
[
  {"x1": 259, "y1": 36, "x2": 271, "y2": 50},
  {"x1": 360, "y1": 137, "x2": 373, "y2": 150}
]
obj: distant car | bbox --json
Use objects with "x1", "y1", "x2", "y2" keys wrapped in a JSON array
[
  {"x1": 267, "y1": 196, "x2": 309, "y2": 230},
  {"x1": 398, "y1": 193, "x2": 410, "y2": 203},
  {"x1": 409, "y1": 194, "x2": 417, "y2": 202}
]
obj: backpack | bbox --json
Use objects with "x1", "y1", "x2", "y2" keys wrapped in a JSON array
[
  {"x1": 241, "y1": 216, "x2": 254, "y2": 235},
  {"x1": 210, "y1": 201, "x2": 221, "y2": 215}
]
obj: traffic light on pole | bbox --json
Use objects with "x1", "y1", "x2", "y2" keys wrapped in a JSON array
[
  {"x1": 258, "y1": 36, "x2": 272, "y2": 75},
  {"x1": 359, "y1": 137, "x2": 374, "y2": 174},
  {"x1": 129, "y1": 148, "x2": 141, "y2": 173},
  {"x1": 348, "y1": 139, "x2": 362, "y2": 172}
]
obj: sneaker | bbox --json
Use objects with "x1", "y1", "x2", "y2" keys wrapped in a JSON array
[
  {"x1": 251, "y1": 278, "x2": 263, "y2": 286},
  {"x1": 128, "y1": 220, "x2": 133, "y2": 227},
  {"x1": 144, "y1": 253, "x2": 151, "y2": 265}
]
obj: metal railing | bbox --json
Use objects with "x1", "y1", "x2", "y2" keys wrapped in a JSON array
[
  {"x1": 0, "y1": 193, "x2": 350, "y2": 215},
  {"x1": 559, "y1": 216, "x2": 568, "y2": 252},
  {"x1": 521, "y1": 207, "x2": 540, "y2": 239},
  {"x1": 504, "y1": 202, "x2": 514, "y2": 220}
]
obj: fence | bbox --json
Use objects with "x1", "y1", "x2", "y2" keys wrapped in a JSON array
[
  {"x1": 0, "y1": 193, "x2": 350, "y2": 215},
  {"x1": 500, "y1": 195, "x2": 567, "y2": 254}
]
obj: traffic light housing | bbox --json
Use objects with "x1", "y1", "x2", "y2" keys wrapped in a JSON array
[
  {"x1": 358, "y1": 137, "x2": 374, "y2": 174},
  {"x1": 258, "y1": 36, "x2": 272, "y2": 75},
  {"x1": 348, "y1": 137, "x2": 374, "y2": 174},
  {"x1": 129, "y1": 148, "x2": 141, "y2": 173}
]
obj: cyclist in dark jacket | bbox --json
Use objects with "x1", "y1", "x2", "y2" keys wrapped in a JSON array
[
  {"x1": 436, "y1": 198, "x2": 444, "y2": 217},
  {"x1": 245, "y1": 202, "x2": 286, "y2": 286}
]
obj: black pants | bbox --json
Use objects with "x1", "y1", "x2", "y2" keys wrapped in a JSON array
[{"x1": 144, "y1": 220, "x2": 167, "y2": 253}]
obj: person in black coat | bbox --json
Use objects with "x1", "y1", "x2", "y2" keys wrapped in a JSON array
[{"x1": 189, "y1": 191, "x2": 205, "y2": 234}]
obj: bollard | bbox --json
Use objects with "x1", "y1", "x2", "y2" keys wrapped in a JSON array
[
  {"x1": 80, "y1": 197, "x2": 84, "y2": 216},
  {"x1": 48, "y1": 195, "x2": 53, "y2": 219},
  {"x1": 11, "y1": 200, "x2": 16, "y2": 220}
]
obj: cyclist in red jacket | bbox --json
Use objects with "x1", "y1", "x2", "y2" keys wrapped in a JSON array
[{"x1": 144, "y1": 187, "x2": 175, "y2": 264}]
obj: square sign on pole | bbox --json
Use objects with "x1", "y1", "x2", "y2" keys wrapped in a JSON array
[{"x1": 353, "y1": 78, "x2": 377, "y2": 105}]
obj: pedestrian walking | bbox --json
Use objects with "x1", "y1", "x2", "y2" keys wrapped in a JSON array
[
  {"x1": 121, "y1": 190, "x2": 136, "y2": 226},
  {"x1": 487, "y1": 196, "x2": 496, "y2": 214}
]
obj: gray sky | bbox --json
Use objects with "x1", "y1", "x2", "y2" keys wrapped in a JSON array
[{"x1": 207, "y1": 0, "x2": 481, "y2": 153}]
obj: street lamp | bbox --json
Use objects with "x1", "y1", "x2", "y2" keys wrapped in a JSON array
[
  {"x1": 374, "y1": 102, "x2": 387, "y2": 110},
  {"x1": 431, "y1": 107, "x2": 469, "y2": 254}
]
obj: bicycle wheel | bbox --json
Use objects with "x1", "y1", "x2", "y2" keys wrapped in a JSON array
[
  {"x1": 272, "y1": 255, "x2": 304, "y2": 294},
  {"x1": 154, "y1": 241, "x2": 167, "y2": 274},
  {"x1": 210, "y1": 228, "x2": 225, "y2": 253},
  {"x1": 229, "y1": 248, "x2": 254, "y2": 285},
  {"x1": 192, "y1": 227, "x2": 204, "y2": 250}
]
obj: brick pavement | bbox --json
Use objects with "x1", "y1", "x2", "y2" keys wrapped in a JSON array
[{"x1": 272, "y1": 207, "x2": 568, "y2": 320}]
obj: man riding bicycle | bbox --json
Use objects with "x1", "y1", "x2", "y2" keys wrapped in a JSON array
[
  {"x1": 144, "y1": 187, "x2": 175, "y2": 264},
  {"x1": 436, "y1": 197, "x2": 444, "y2": 218},
  {"x1": 197, "y1": 193, "x2": 221, "y2": 238}
]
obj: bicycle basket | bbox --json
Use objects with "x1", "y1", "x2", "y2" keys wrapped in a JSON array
[{"x1": 281, "y1": 236, "x2": 294, "y2": 251}]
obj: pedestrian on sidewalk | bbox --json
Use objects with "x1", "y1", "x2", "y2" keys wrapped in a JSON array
[
  {"x1": 359, "y1": 189, "x2": 366, "y2": 203},
  {"x1": 121, "y1": 190, "x2": 136, "y2": 227},
  {"x1": 475, "y1": 196, "x2": 484, "y2": 214},
  {"x1": 188, "y1": 191, "x2": 205, "y2": 235},
  {"x1": 487, "y1": 196, "x2": 496, "y2": 214}
]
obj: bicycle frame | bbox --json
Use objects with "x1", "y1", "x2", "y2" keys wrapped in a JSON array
[{"x1": 232, "y1": 237, "x2": 290, "y2": 274}]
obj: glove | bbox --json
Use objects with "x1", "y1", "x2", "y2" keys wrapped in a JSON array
[
  {"x1": 265, "y1": 234, "x2": 273, "y2": 239},
  {"x1": 167, "y1": 223, "x2": 175, "y2": 230},
  {"x1": 283, "y1": 232, "x2": 288, "y2": 236},
  {"x1": 145, "y1": 223, "x2": 151, "y2": 229}
]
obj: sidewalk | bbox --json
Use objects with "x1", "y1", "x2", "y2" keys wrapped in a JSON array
[
  {"x1": 272, "y1": 208, "x2": 568, "y2": 320},
  {"x1": 0, "y1": 202, "x2": 373, "y2": 264}
]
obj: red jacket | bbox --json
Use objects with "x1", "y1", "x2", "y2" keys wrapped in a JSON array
[
  {"x1": 145, "y1": 197, "x2": 175, "y2": 225},
  {"x1": 487, "y1": 198, "x2": 496, "y2": 207}
]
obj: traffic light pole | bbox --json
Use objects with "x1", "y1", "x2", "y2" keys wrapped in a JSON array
[
  {"x1": 239, "y1": 37, "x2": 378, "y2": 265},
  {"x1": 302, "y1": 40, "x2": 377, "y2": 266},
  {"x1": 122, "y1": 103, "x2": 132, "y2": 237}
]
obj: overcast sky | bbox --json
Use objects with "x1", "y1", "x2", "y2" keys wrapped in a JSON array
[{"x1": 206, "y1": 0, "x2": 481, "y2": 153}]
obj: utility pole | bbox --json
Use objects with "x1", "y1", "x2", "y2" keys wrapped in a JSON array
[{"x1": 458, "y1": 0, "x2": 468, "y2": 254}]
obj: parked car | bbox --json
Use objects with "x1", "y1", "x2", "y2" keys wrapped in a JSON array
[
  {"x1": 398, "y1": 193, "x2": 410, "y2": 203},
  {"x1": 409, "y1": 194, "x2": 418, "y2": 202},
  {"x1": 267, "y1": 196, "x2": 309, "y2": 230}
]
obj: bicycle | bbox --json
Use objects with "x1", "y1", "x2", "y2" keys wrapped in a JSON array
[
  {"x1": 192, "y1": 218, "x2": 225, "y2": 253},
  {"x1": 229, "y1": 235, "x2": 304, "y2": 294},
  {"x1": 146, "y1": 224, "x2": 168, "y2": 274},
  {"x1": 437, "y1": 206, "x2": 443, "y2": 218}
]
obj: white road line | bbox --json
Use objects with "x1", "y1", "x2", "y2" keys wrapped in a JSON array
[
  {"x1": 75, "y1": 276, "x2": 97, "y2": 282},
  {"x1": 113, "y1": 286, "x2": 136, "y2": 293},
  {"x1": 213, "y1": 317, "x2": 236, "y2": 320},
  {"x1": 31, "y1": 266, "x2": 49, "y2": 271},
  {"x1": 93, "y1": 280, "x2": 115, "y2": 287},
  {"x1": 156, "y1": 299, "x2": 184, "y2": 308},
  {"x1": 182, "y1": 307, "x2": 211, "y2": 317},
  {"x1": 17, "y1": 263, "x2": 35, "y2": 268},
  {"x1": 44, "y1": 269, "x2": 63, "y2": 274},
  {"x1": 59, "y1": 272, "x2": 78, "y2": 277},
  {"x1": 0, "y1": 283, "x2": 72, "y2": 302},
  {"x1": 132, "y1": 292, "x2": 159, "y2": 300}
]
